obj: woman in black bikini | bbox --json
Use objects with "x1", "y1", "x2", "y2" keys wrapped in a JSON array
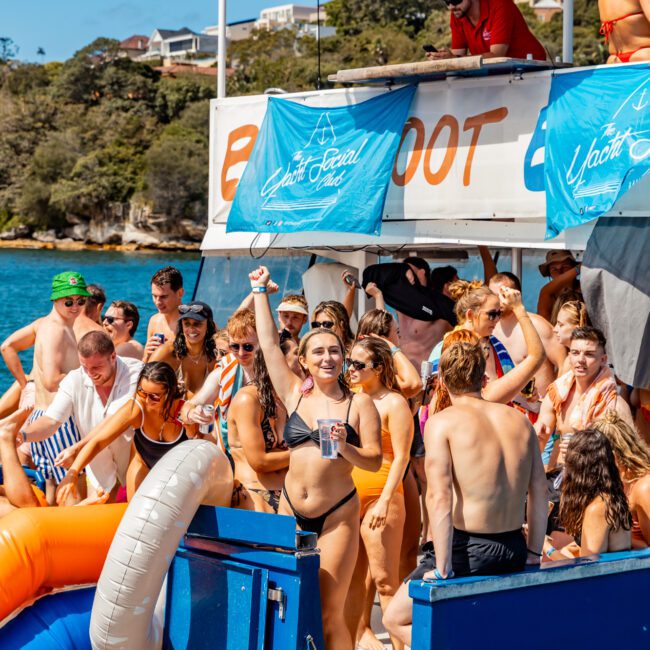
[
  {"x1": 150, "y1": 301, "x2": 218, "y2": 399},
  {"x1": 56, "y1": 362, "x2": 230, "y2": 506},
  {"x1": 228, "y1": 350, "x2": 290, "y2": 513},
  {"x1": 250, "y1": 265, "x2": 382, "y2": 650}
]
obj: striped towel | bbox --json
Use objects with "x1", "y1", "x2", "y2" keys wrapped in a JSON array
[
  {"x1": 216, "y1": 353, "x2": 241, "y2": 453},
  {"x1": 27, "y1": 409, "x2": 81, "y2": 484},
  {"x1": 429, "y1": 335, "x2": 514, "y2": 376}
]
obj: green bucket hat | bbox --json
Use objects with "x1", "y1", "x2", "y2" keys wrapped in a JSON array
[{"x1": 50, "y1": 271, "x2": 91, "y2": 301}]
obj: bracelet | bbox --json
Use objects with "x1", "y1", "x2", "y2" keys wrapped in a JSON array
[
  {"x1": 390, "y1": 345, "x2": 401, "y2": 355},
  {"x1": 527, "y1": 548, "x2": 543, "y2": 557},
  {"x1": 546, "y1": 546, "x2": 556, "y2": 558},
  {"x1": 251, "y1": 286, "x2": 267, "y2": 294},
  {"x1": 19, "y1": 429, "x2": 28, "y2": 444}
]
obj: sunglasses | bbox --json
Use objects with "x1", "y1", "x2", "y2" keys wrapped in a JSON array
[
  {"x1": 215, "y1": 348, "x2": 228, "y2": 359},
  {"x1": 64, "y1": 297, "x2": 87, "y2": 307},
  {"x1": 346, "y1": 358, "x2": 377, "y2": 372},
  {"x1": 179, "y1": 304, "x2": 206, "y2": 315},
  {"x1": 484, "y1": 309, "x2": 503, "y2": 321},
  {"x1": 311, "y1": 320, "x2": 335, "y2": 330},
  {"x1": 229, "y1": 343, "x2": 255, "y2": 353},
  {"x1": 445, "y1": 0, "x2": 463, "y2": 5},
  {"x1": 102, "y1": 315, "x2": 125, "y2": 325},
  {"x1": 137, "y1": 387, "x2": 165, "y2": 403}
]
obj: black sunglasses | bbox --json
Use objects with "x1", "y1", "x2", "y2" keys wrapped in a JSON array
[
  {"x1": 311, "y1": 320, "x2": 335, "y2": 330},
  {"x1": 179, "y1": 304, "x2": 206, "y2": 315},
  {"x1": 229, "y1": 343, "x2": 255, "y2": 352},
  {"x1": 346, "y1": 358, "x2": 377, "y2": 371},
  {"x1": 445, "y1": 0, "x2": 463, "y2": 5},
  {"x1": 484, "y1": 309, "x2": 503, "y2": 321},
  {"x1": 64, "y1": 297, "x2": 87, "y2": 307},
  {"x1": 102, "y1": 315, "x2": 125, "y2": 325}
]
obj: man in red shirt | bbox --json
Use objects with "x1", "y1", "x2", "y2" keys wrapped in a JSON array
[{"x1": 426, "y1": 0, "x2": 547, "y2": 61}]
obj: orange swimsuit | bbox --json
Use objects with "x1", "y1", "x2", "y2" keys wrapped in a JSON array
[
  {"x1": 600, "y1": 11, "x2": 650, "y2": 62},
  {"x1": 352, "y1": 427, "x2": 403, "y2": 519}
]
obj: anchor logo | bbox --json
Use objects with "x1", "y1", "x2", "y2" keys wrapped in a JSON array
[
  {"x1": 306, "y1": 113, "x2": 336, "y2": 148},
  {"x1": 632, "y1": 88, "x2": 648, "y2": 111}
]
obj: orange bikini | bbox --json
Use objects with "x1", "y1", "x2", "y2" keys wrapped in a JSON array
[
  {"x1": 352, "y1": 427, "x2": 403, "y2": 519},
  {"x1": 600, "y1": 11, "x2": 650, "y2": 62}
]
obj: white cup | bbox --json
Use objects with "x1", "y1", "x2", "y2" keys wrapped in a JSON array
[{"x1": 317, "y1": 419, "x2": 340, "y2": 459}]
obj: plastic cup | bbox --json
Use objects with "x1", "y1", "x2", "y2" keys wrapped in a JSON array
[{"x1": 317, "y1": 419, "x2": 340, "y2": 459}]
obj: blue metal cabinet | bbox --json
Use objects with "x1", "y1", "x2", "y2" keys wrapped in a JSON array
[{"x1": 410, "y1": 549, "x2": 650, "y2": 650}]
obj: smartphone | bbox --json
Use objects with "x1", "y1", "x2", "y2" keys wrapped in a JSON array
[
  {"x1": 344, "y1": 274, "x2": 361, "y2": 289},
  {"x1": 422, "y1": 44, "x2": 438, "y2": 53}
]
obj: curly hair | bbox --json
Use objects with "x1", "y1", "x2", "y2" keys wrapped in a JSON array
[
  {"x1": 448, "y1": 280, "x2": 495, "y2": 325},
  {"x1": 560, "y1": 428, "x2": 633, "y2": 539},
  {"x1": 312, "y1": 300, "x2": 355, "y2": 352},
  {"x1": 357, "y1": 309, "x2": 395, "y2": 339},
  {"x1": 594, "y1": 410, "x2": 650, "y2": 482},
  {"x1": 349, "y1": 337, "x2": 399, "y2": 391},
  {"x1": 173, "y1": 317, "x2": 217, "y2": 362}
]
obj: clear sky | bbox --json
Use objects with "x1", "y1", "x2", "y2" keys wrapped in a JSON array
[{"x1": 1, "y1": 0, "x2": 317, "y2": 62}]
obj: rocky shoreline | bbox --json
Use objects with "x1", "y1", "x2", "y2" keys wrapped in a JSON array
[{"x1": 0, "y1": 237, "x2": 200, "y2": 253}]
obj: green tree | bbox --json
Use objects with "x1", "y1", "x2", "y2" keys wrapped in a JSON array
[{"x1": 0, "y1": 37, "x2": 18, "y2": 63}]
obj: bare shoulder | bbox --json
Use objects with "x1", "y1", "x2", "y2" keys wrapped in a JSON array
[
  {"x1": 530, "y1": 312, "x2": 553, "y2": 332},
  {"x1": 36, "y1": 315, "x2": 65, "y2": 339},
  {"x1": 584, "y1": 495, "x2": 607, "y2": 518},
  {"x1": 352, "y1": 391, "x2": 374, "y2": 409},
  {"x1": 384, "y1": 390, "x2": 409, "y2": 410},
  {"x1": 116, "y1": 340, "x2": 144, "y2": 359},
  {"x1": 231, "y1": 385, "x2": 259, "y2": 407},
  {"x1": 631, "y1": 475, "x2": 650, "y2": 503}
]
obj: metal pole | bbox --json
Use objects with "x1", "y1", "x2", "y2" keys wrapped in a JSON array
[
  {"x1": 316, "y1": 0, "x2": 322, "y2": 90},
  {"x1": 511, "y1": 247, "x2": 523, "y2": 283},
  {"x1": 217, "y1": 0, "x2": 227, "y2": 98},
  {"x1": 562, "y1": 0, "x2": 574, "y2": 63}
]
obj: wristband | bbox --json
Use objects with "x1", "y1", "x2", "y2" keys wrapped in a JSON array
[
  {"x1": 433, "y1": 568, "x2": 454, "y2": 580},
  {"x1": 546, "y1": 546, "x2": 556, "y2": 558},
  {"x1": 252, "y1": 286, "x2": 267, "y2": 294},
  {"x1": 527, "y1": 548, "x2": 542, "y2": 557},
  {"x1": 18, "y1": 429, "x2": 28, "y2": 444},
  {"x1": 390, "y1": 345, "x2": 401, "y2": 355}
]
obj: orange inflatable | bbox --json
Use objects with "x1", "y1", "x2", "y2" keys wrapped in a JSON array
[{"x1": 0, "y1": 503, "x2": 126, "y2": 622}]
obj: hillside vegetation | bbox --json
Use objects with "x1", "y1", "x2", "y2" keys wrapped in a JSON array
[{"x1": 0, "y1": 0, "x2": 604, "y2": 242}]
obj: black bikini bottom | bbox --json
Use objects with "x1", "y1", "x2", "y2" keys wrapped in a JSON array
[{"x1": 282, "y1": 486, "x2": 357, "y2": 537}]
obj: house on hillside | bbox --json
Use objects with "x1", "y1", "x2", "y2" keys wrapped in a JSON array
[
  {"x1": 532, "y1": 0, "x2": 563, "y2": 22},
  {"x1": 255, "y1": 3, "x2": 336, "y2": 37},
  {"x1": 202, "y1": 18, "x2": 257, "y2": 41},
  {"x1": 141, "y1": 28, "x2": 218, "y2": 64},
  {"x1": 118, "y1": 35, "x2": 149, "y2": 60}
]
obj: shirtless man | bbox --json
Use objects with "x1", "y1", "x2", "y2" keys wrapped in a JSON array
[
  {"x1": 489, "y1": 273, "x2": 566, "y2": 411},
  {"x1": 18, "y1": 272, "x2": 90, "y2": 502},
  {"x1": 599, "y1": 0, "x2": 650, "y2": 63},
  {"x1": 73, "y1": 283, "x2": 105, "y2": 340},
  {"x1": 383, "y1": 340, "x2": 547, "y2": 647},
  {"x1": 536, "y1": 326, "x2": 634, "y2": 466},
  {"x1": 144, "y1": 266, "x2": 184, "y2": 361},
  {"x1": 103, "y1": 300, "x2": 144, "y2": 360}
]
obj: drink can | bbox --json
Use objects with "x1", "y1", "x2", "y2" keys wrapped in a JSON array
[
  {"x1": 154, "y1": 332, "x2": 166, "y2": 344},
  {"x1": 420, "y1": 360, "x2": 434, "y2": 387},
  {"x1": 199, "y1": 404, "x2": 215, "y2": 435}
]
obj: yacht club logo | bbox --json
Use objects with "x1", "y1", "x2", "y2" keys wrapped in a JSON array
[{"x1": 260, "y1": 112, "x2": 368, "y2": 212}]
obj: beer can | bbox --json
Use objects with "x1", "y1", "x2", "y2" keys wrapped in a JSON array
[
  {"x1": 420, "y1": 360, "x2": 434, "y2": 387},
  {"x1": 154, "y1": 332, "x2": 166, "y2": 344},
  {"x1": 199, "y1": 404, "x2": 215, "y2": 435}
]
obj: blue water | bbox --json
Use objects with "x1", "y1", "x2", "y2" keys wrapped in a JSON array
[
  {"x1": 0, "y1": 247, "x2": 555, "y2": 395},
  {"x1": 0, "y1": 248, "x2": 200, "y2": 394}
]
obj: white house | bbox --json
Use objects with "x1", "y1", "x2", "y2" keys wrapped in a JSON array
[
  {"x1": 142, "y1": 28, "x2": 218, "y2": 63},
  {"x1": 202, "y1": 18, "x2": 257, "y2": 42},
  {"x1": 257, "y1": 4, "x2": 315, "y2": 30}
]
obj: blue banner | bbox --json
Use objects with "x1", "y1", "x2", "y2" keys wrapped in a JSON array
[
  {"x1": 544, "y1": 65, "x2": 650, "y2": 239},
  {"x1": 226, "y1": 85, "x2": 416, "y2": 236}
]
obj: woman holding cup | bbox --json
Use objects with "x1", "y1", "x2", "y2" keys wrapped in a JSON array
[{"x1": 250, "y1": 265, "x2": 381, "y2": 650}]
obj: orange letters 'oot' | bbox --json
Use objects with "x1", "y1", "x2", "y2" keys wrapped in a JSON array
[{"x1": 221, "y1": 125, "x2": 259, "y2": 201}]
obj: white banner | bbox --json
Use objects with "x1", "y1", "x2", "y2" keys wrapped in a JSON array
[{"x1": 209, "y1": 74, "x2": 552, "y2": 227}]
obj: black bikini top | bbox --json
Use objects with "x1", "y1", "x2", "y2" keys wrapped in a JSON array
[{"x1": 284, "y1": 394, "x2": 361, "y2": 450}]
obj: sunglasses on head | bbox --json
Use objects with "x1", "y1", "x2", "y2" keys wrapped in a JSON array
[
  {"x1": 102, "y1": 315, "x2": 125, "y2": 325},
  {"x1": 179, "y1": 304, "x2": 206, "y2": 315},
  {"x1": 229, "y1": 343, "x2": 255, "y2": 353},
  {"x1": 137, "y1": 387, "x2": 164, "y2": 403},
  {"x1": 64, "y1": 297, "x2": 87, "y2": 307},
  {"x1": 346, "y1": 358, "x2": 377, "y2": 372},
  {"x1": 311, "y1": 320, "x2": 335, "y2": 330},
  {"x1": 484, "y1": 309, "x2": 503, "y2": 321}
]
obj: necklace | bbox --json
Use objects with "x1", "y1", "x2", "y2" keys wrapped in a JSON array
[{"x1": 186, "y1": 351, "x2": 204, "y2": 365}]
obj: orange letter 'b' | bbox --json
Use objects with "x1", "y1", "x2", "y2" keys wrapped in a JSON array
[{"x1": 221, "y1": 125, "x2": 259, "y2": 201}]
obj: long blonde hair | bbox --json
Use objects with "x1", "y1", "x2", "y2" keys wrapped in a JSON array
[{"x1": 594, "y1": 410, "x2": 650, "y2": 482}]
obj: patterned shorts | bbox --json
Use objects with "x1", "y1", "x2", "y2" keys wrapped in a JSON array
[{"x1": 28, "y1": 409, "x2": 80, "y2": 483}]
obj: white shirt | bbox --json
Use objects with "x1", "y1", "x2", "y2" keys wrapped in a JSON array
[{"x1": 45, "y1": 356, "x2": 143, "y2": 491}]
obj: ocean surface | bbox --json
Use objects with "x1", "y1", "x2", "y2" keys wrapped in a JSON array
[{"x1": 0, "y1": 247, "x2": 557, "y2": 394}]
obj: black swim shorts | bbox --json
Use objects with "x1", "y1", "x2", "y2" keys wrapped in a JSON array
[{"x1": 407, "y1": 527, "x2": 527, "y2": 581}]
